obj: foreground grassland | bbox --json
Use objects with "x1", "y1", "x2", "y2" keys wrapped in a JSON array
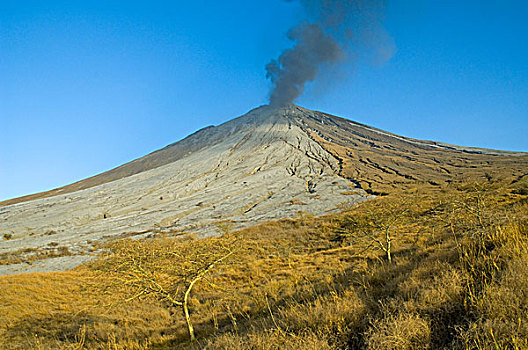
[{"x1": 1, "y1": 180, "x2": 527, "y2": 349}]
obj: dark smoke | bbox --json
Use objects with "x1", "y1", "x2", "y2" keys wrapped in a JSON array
[
  {"x1": 266, "y1": 22, "x2": 343, "y2": 106},
  {"x1": 266, "y1": 0, "x2": 394, "y2": 106}
]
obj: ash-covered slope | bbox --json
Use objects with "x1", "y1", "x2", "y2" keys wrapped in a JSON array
[
  {"x1": 1, "y1": 105, "x2": 526, "y2": 274},
  {"x1": 0, "y1": 105, "x2": 368, "y2": 274}
]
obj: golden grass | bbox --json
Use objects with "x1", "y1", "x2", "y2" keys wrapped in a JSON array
[{"x1": 1, "y1": 181, "x2": 527, "y2": 349}]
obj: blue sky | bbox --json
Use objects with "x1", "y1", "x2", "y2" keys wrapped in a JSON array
[{"x1": 1, "y1": 0, "x2": 527, "y2": 200}]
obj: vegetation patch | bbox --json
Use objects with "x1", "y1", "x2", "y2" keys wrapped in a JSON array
[
  {"x1": 0, "y1": 246, "x2": 72, "y2": 266},
  {"x1": 1, "y1": 182, "x2": 527, "y2": 349}
]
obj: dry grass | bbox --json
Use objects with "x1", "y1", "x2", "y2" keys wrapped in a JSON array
[
  {"x1": 0, "y1": 245, "x2": 72, "y2": 265},
  {"x1": 1, "y1": 181, "x2": 527, "y2": 349}
]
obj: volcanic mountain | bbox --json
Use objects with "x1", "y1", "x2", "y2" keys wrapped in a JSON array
[{"x1": 1, "y1": 105, "x2": 527, "y2": 274}]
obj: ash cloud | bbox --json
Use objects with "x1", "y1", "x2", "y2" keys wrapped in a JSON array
[{"x1": 266, "y1": 0, "x2": 394, "y2": 106}]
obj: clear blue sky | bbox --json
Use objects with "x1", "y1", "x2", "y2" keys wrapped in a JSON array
[{"x1": 1, "y1": 0, "x2": 527, "y2": 201}]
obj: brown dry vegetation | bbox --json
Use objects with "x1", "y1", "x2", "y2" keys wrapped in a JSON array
[
  {"x1": 0, "y1": 245, "x2": 73, "y2": 266},
  {"x1": 1, "y1": 179, "x2": 528, "y2": 349}
]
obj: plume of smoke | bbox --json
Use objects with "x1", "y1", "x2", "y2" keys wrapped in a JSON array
[{"x1": 266, "y1": 0, "x2": 394, "y2": 106}]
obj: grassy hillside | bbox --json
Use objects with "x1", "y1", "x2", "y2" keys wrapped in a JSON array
[{"x1": 1, "y1": 180, "x2": 527, "y2": 349}]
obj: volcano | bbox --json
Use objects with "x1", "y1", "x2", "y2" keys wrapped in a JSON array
[{"x1": 1, "y1": 105, "x2": 527, "y2": 274}]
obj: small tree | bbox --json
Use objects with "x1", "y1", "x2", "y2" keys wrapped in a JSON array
[
  {"x1": 335, "y1": 199, "x2": 409, "y2": 263},
  {"x1": 102, "y1": 235, "x2": 236, "y2": 341},
  {"x1": 449, "y1": 183, "x2": 494, "y2": 248}
]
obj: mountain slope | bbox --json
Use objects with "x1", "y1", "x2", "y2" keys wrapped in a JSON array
[
  {"x1": 2, "y1": 105, "x2": 525, "y2": 207},
  {"x1": 0, "y1": 105, "x2": 365, "y2": 273},
  {"x1": 298, "y1": 110, "x2": 527, "y2": 194},
  {"x1": 1, "y1": 105, "x2": 526, "y2": 275}
]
